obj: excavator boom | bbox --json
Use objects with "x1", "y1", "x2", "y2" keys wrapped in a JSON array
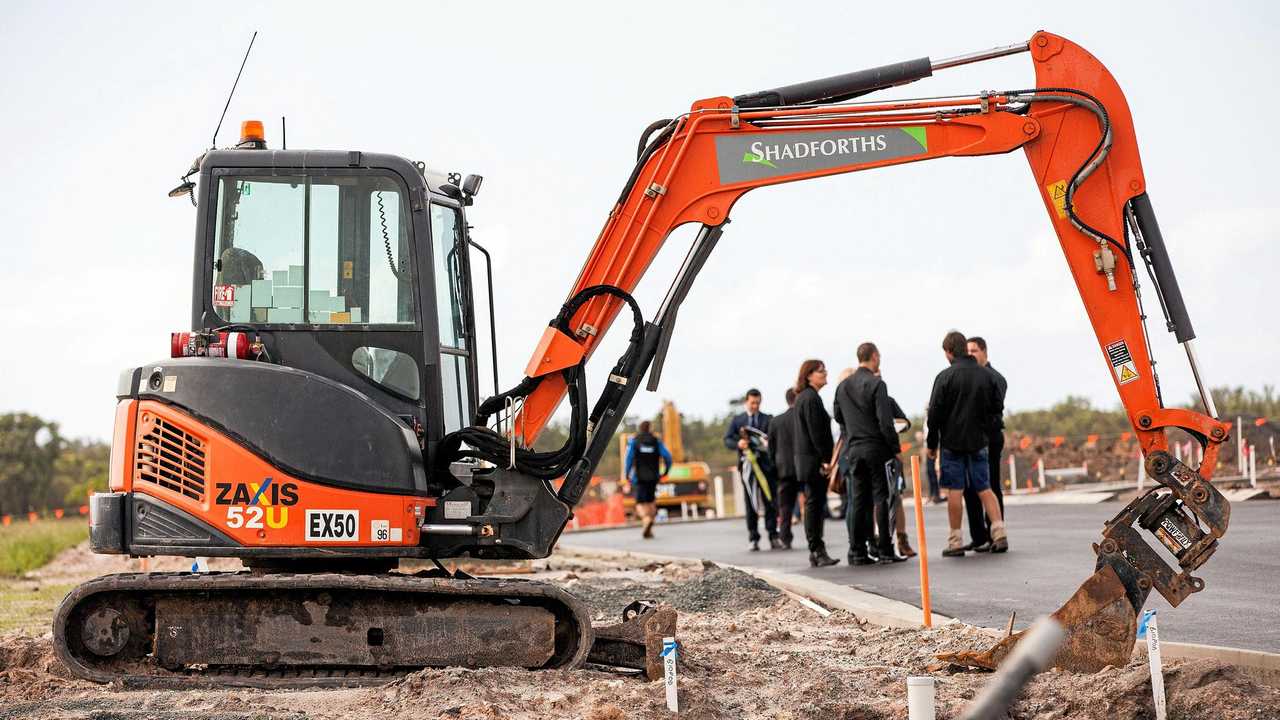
[{"x1": 500, "y1": 31, "x2": 1231, "y2": 671}]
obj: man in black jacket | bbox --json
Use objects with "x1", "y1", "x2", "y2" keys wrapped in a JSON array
[
  {"x1": 927, "y1": 331, "x2": 1008, "y2": 556},
  {"x1": 723, "y1": 389, "x2": 780, "y2": 551},
  {"x1": 834, "y1": 343, "x2": 907, "y2": 565},
  {"x1": 767, "y1": 388, "x2": 798, "y2": 549},
  {"x1": 962, "y1": 336, "x2": 1008, "y2": 552}
]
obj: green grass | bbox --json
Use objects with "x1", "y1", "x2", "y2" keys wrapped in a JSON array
[
  {"x1": 0, "y1": 518, "x2": 88, "y2": 577},
  {"x1": 0, "y1": 580, "x2": 76, "y2": 633}
]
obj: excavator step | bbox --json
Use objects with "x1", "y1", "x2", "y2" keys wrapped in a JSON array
[{"x1": 54, "y1": 572, "x2": 594, "y2": 689}]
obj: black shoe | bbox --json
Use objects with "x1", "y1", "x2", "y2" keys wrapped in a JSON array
[
  {"x1": 770, "y1": 537, "x2": 784, "y2": 550},
  {"x1": 809, "y1": 550, "x2": 840, "y2": 567},
  {"x1": 867, "y1": 543, "x2": 880, "y2": 561},
  {"x1": 749, "y1": 540, "x2": 760, "y2": 552},
  {"x1": 848, "y1": 555, "x2": 876, "y2": 566},
  {"x1": 942, "y1": 546, "x2": 966, "y2": 557},
  {"x1": 991, "y1": 537, "x2": 1009, "y2": 553},
  {"x1": 973, "y1": 541, "x2": 993, "y2": 553},
  {"x1": 877, "y1": 549, "x2": 909, "y2": 564},
  {"x1": 782, "y1": 539, "x2": 793, "y2": 550}
]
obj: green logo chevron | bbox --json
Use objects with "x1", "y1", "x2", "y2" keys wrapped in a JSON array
[{"x1": 742, "y1": 151, "x2": 777, "y2": 168}]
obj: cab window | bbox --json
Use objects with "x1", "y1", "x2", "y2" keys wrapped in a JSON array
[{"x1": 212, "y1": 175, "x2": 415, "y2": 326}]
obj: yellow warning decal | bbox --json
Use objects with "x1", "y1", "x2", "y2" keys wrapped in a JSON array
[
  {"x1": 1105, "y1": 339, "x2": 1140, "y2": 386},
  {"x1": 1046, "y1": 180, "x2": 1068, "y2": 219}
]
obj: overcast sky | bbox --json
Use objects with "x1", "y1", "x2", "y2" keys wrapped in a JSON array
[{"x1": 2, "y1": 1, "x2": 1276, "y2": 441}]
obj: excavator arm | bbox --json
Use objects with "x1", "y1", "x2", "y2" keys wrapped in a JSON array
[{"x1": 477, "y1": 31, "x2": 1232, "y2": 671}]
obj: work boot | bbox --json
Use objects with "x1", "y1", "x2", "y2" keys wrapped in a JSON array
[
  {"x1": 990, "y1": 521, "x2": 1009, "y2": 553},
  {"x1": 896, "y1": 532, "x2": 917, "y2": 558},
  {"x1": 749, "y1": 540, "x2": 760, "y2": 552},
  {"x1": 942, "y1": 529, "x2": 966, "y2": 557},
  {"x1": 770, "y1": 537, "x2": 784, "y2": 550},
  {"x1": 809, "y1": 549, "x2": 840, "y2": 567}
]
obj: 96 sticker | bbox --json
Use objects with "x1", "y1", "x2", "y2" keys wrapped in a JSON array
[
  {"x1": 371, "y1": 520, "x2": 403, "y2": 543},
  {"x1": 306, "y1": 510, "x2": 359, "y2": 541}
]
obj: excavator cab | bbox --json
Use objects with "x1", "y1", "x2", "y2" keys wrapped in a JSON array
[
  {"x1": 196, "y1": 147, "x2": 480, "y2": 445},
  {"x1": 87, "y1": 127, "x2": 569, "y2": 567}
]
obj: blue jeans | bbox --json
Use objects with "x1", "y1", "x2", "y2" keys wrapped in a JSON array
[{"x1": 939, "y1": 448, "x2": 991, "y2": 492}]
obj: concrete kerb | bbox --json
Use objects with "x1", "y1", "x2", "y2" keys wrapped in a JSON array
[{"x1": 555, "y1": 544, "x2": 1280, "y2": 680}]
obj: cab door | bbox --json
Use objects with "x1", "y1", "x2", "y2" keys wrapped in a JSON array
[{"x1": 426, "y1": 202, "x2": 479, "y2": 437}]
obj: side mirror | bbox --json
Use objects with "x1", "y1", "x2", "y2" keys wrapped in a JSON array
[
  {"x1": 168, "y1": 180, "x2": 195, "y2": 199},
  {"x1": 462, "y1": 174, "x2": 483, "y2": 197}
]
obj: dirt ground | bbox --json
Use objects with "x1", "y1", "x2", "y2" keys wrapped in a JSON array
[{"x1": 1, "y1": 545, "x2": 1277, "y2": 719}]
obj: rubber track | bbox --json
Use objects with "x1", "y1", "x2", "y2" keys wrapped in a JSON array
[{"x1": 53, "y1": 571, "x2": 594, "y2": 689}]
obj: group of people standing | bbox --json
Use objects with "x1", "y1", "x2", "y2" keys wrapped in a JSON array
[{"x1": 723, "y1": 331, "x2": 1010, "y2": 567}]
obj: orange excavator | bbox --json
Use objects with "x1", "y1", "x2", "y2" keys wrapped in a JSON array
[{"x1": 58, "y1": 30, "x2": 1231, "y2": 685}]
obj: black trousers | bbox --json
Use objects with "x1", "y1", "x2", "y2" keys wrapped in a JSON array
[
  {"x1": 795, "y1": 471, "x2": 828, "y2": 553},
  {"x1": 775, "y1": 475, "x2": 798, "y2": 545},
  {"x1": 744, "y1": 472, "x2": 779, "y2": 542},
  {"x1": 965, "y1": 435, "x2": 1006, "y2": 545},
  {"x1": 848, "y1": 459, "x2": 893, "y2": 558}
]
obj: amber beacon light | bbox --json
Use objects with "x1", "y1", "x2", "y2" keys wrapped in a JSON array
[{"x1": 239, "y1": 119, "x2": 265, "y2": 146}]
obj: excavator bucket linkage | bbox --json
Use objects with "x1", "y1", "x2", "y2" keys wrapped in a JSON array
[{"x1": 941, "y1": 451, "x2": 1231, "y2": 672}]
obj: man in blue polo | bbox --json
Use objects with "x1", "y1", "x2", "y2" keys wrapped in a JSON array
[{"x1": 927, "y1": 331, "x2": 1008, "y2": 556}]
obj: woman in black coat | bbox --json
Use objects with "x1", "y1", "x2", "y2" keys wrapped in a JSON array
[{"x1": 791, "y1": 359, "x2": 839, "y2": 567}]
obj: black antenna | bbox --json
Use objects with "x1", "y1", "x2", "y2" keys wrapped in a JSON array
[
  {"x1": 211, "y1": 31, "x2": 258, "y2": 148},
  {"x1": 281, "y1": 116, "x2": 287, "y2": 150}
]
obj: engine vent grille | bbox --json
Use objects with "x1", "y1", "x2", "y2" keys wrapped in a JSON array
[{"x1": 135, "y1": 414, "x2": 207, "y2": 501}]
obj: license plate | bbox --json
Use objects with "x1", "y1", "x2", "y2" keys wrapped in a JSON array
[{"x1": 656, "y1": 483, "x2": 676, "y2": 497}]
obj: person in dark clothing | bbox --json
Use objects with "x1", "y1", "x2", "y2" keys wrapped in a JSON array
[
  {"x1": 834, "y1": 343, "x2": 908, "y2": 565},
  {"x1": 724, "y1": 388, "x2": 780, "y2": 551},
  {"x1": 925, "y1": 451, "x2": 944, "y2": 503},
  {"x1": 926, "y1": 331, "x2": 1008, "y2": 556},
  {"x1": 767, "y1": 388, "x2": 799, "y2": 549},
  {"x1": 624, "y1": 420, "x2": 672, "y2": 539},
  {"x1": 827, "y1": 368, "x2": 856, "y2": 522},
  {"x1": 791, "y1": 359, "x2": 839, "y2": 567},
  {"x1": 962, "y1": 336, "x2": 1008, "y2": 552},
  {"x1": 883, "y1": 391, "x2": 916, "y2": 558}
]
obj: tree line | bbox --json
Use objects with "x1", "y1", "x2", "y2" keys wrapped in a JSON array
[
  {"x1": 0, "y1": 413, "x2": 108, "y2": 515},
  {"x1": 4, "y1": 385, "x2": 1272, "y2": 511}
]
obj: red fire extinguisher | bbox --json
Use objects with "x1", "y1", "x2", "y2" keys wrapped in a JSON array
[{"x1": 170, "y1": 331, "x2": 252, "y2": 359}]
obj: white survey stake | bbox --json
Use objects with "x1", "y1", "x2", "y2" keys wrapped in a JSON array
[
  {"x1": 1141, "y1": 610, "x2": 1167, "y2": 720},
  {"x1": 661, "y1": 636, "x2": 678, "y2": 712}
]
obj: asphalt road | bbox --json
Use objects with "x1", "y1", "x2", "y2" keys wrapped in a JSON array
[{"x1": 562, "y1": 500, "x2": 1280, "y2": 652}]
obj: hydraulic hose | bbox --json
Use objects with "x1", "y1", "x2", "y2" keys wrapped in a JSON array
[
  {"x1": 436, "y1": 285, "x2": 645, "y2": 482},
  {"x1": 1006, "y1": 87, "x2": 1131, "y2": 266}
]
